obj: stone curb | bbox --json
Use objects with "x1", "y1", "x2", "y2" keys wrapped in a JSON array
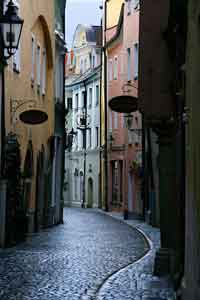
[{"x1": 94, "y1": 210, "x2": 176, "y2": 300}]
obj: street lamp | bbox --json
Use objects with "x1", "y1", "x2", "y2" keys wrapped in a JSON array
[
  {"x1": 0, "y1": 0, "x2": 24, "y2": 59},
  {"x1": 0, "y1": 0, "x2": 24, "y2": 173}
]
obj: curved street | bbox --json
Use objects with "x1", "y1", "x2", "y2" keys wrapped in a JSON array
[{"x1": 0, "y1": 208, "x2": 149, "y2": 300}]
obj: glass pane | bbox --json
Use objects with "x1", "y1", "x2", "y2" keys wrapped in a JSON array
[
  {"x1": 3, "y1": 23, "x2": 11, "y2": 47},
  {"x1": 12, "y1": 23, "x2": 21, "y2": 48},
  {"x1": 3, "y1": 23, "x2": 21, "y2": 49}
]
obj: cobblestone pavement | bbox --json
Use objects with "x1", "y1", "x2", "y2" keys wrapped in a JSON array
[
  {"x1": 0, "y1": 208, "x2": 149, "y2": 300},
  {"x1": 96, "y1": 211, "x2": 176, "y2": 300}
]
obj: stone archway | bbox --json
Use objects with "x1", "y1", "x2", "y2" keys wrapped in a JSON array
[
  {"x1": 87, "y1": 178, "x2": 93, "y2": 208},
  {"x1": 32, "y1": 15, "x2": 53, "y2": 68}
]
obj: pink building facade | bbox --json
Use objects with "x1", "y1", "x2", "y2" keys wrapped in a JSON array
[{"x1": 106, "y1": 1, "x2": 142, "y2": 218}]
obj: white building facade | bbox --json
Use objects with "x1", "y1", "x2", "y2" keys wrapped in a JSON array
[{"x1": 64, "y1": 25, "x2": 101, "y2": 208}]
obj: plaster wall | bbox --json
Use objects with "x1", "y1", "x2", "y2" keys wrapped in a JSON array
[{"x1": 5, "y1": 0, "x2": 55, "y2": 231}]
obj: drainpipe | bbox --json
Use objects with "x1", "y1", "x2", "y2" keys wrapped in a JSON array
[
  {"x1": 0, "y1": 0, "x2": 7, "y2": 248},
  {"x1": 59, "y1": 1, "x2": 67, "y2": 224},
  {"x1": 82, "y1": 80, "x2": 87, "y2": 209},
  {"x1": 103, "y1": 0, "x2": 108, "y2": 211},
  {"x1": 99, "y1": 18, "x2": 103, "y2": 209}
]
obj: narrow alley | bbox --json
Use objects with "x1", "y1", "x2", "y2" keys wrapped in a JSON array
[{"x1": 0, "y1": 208, "x2": 148, "y2": 300}]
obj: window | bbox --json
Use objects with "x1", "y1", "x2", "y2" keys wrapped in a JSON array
[
  {"x1": 42, "y1": 49, "x2": 46, "y2": 95},
  {"x1": 89, "y1": 53, "x2": 92, "y2": 67},
  {"x1": 108, "y1": 59, "x2": 113, "y2": 81},
  {"x1": 36, "y1": 44, "x2": 41, "y2": 89},
  {"x1": 109, "y1": 110, "x2": 113, "y2": 130},
  {"x1": 96, "y1": 85, "x2": 99, "y2": 106},
  {"x1": 80, "y1": 131, "x2": 84, "y2": 149},
  {"x1": 67, "y1": 98, "x2": 72, "y2": 111},
  {"x1": 133, "y1": 43, "x2": 139, "y2": 79},
  {"x1": 88, "y1": 87, "x2": 92, "y2": 108},
  {"x1": 31, "y1": 35, "x2": 35, "y2": 83},
  {"x1": 92, "y1": 55, "x2": 96, "y2": 68},
  {"x1": 75, "y1": 93, "x2": 79, "y2": 110},
  {"x1": 134, "y1": 0, "x2": 140, "y2": 10},
  {"x1": 80, "y1": 59, "x2": 83, "y2": 74},
  {"x1": 120, "y1": 53, "x2": 124, "y2": 75},
  {"x1": 96, "y1": 127, "x2": 99, "y2": 147},
  {"x1": 127, "y1": 0, "x2": 131, "y2": 15},
  {"x1": 88, "y1": 128, "x2": 92, "y2": 148},
  {"x1": 127, "y1": 48, "x2": 131, "y2": 81},
  {"x1": 81, "y1": 91, "x2": 85, "y2": 108},
  {"x1": 84, "y1": 58, "x2": 87, "y2": 72},
  {"x1": 114, "y1": 56, "x2": 118, "y2": 80},
  {"x1": 114, "y1": 112, "x2": 118, "y2": 129},
  {"x1": 114, "y1": 161, "x2": 118, "y2": 185}
]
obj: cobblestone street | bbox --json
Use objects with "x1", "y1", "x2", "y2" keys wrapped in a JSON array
[{"x1": 0, "y1": 208, "x2": 149, "y2": 300}]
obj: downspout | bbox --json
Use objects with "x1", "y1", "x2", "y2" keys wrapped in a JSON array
[
  {"x1": 0, "y1": 0, "x2": 5, "y2": 177},
  {"x1": 82, "y1": 79, "x2": 87, "y2": 209},
  {"x1": 99, "y1": 18, "x2": 102, "y2": 209},
  {"x1": 104, "y1": 0, "x2": 108, "y2": 211},
  {"x1": 60, "y1": 0, "x2": 67, "y2": 223},
  {"x1": 0, "y1": 0, "x2": 7, "y2": 248}
]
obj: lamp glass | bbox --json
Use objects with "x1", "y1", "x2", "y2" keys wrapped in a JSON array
[
  {"x1": 3, "y1": 22, "x2": 23, "y2": 50},
  {"x1": 0, "y1": 1, "x2": 24, "y2": 55}
]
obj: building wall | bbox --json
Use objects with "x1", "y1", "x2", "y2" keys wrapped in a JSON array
[
  {"x1": 106, "y1": 0, "x2": 124, "y2": 29},
  {"x1": 5, "y1": 0, "x2": 55, "y2": 232},
  {"x1": 64, "y1": 76, "x2": 100, "y2": 208},
  {"x1": 138, "y1": 0, "x2": 174, "y2": 119},
  {"x1": 105, "y1": 0, "x2": 142, "y2": 216},
  {"x1": 183, "y1": 0, "x2": 200, "y2": 298}
]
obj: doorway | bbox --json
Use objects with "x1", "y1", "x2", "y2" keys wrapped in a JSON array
[
  {"x1": 128, "y1": 172, "x2": 134, "y2": 212},
  {"x1": 87, "y1": 178, "x2": 93, "y2": 208}
]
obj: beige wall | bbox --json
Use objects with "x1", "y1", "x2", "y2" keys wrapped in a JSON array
[
  {"x1": 5, "y1": 0, "x2": 55, "y2": 210},
  {"x1": 106, "y1": 0, "x2": 124, "y2": 29}
]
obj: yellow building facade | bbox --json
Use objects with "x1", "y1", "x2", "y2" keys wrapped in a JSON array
[{"x1": 4, "y1": 0, "x2": 55, "y2": 233}]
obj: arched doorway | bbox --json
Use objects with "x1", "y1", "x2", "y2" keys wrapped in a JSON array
[{"x1": 87, "y1": 178, "x2": 93, "y2": 208}]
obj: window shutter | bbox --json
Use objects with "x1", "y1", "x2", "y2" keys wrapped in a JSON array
[
  {"x1": 127, "y1": 48, "x2": 131, "y2": 81},
  {"x1": 108, "y1": 59, "x2": 113, "y2": 81},
  {"x1": 42, "y1": 49, "x2": 46, "y2": 95},
  {"x1": 13, "y1": 48, "x2": 21, "y2": 72},
  {"x1": 37, "y1": 44, "x2": 41, "y2": 87},
  {"x1": 133, "y1": 43, "x2": 139, "y2": 79}
]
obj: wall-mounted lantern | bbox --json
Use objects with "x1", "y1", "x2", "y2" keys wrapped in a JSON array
[{"x1": 0, "y1": 0, "x2": 24, "y2": 59}]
